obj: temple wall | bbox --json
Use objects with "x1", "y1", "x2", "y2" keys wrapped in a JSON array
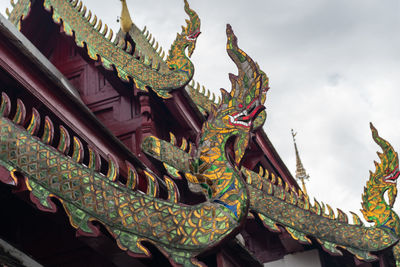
[{"x1": 264, "y1": 249, "x2": 321, "y2": 267}]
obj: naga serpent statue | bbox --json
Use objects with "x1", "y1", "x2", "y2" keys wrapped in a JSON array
[
  {"x1": 8, "y1": 0, "x2": 201, "y2": 98},
  {"x1": 1, "y1": 1, "x2": 400, "y2": 265},
  {"x1": 0, "y1": 24, "x2": 267, "y2": 267},
  {"x1": 361, "y1": 123, "x2": 400, "y2": 265},
  {"x1": 166, "y1": 0, "x2": 201, "y2": 79}
]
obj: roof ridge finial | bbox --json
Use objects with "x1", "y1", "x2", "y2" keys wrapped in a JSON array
[
  {"x1": 120, "y1": 0, "x2": 133, "y2": 33},
  {"x1": 291, "y1": 129, "x2": 310, "y2": 197}
]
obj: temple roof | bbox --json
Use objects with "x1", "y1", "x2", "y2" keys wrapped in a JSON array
[
  {"x1": 0, "y1": 12, "x2": 149, "y2": 172},
  {"x1": 8, "y1": 0, "x2": 195, "y2": 98},
  {"x1": 5, "y1": 0, "x2": 252, "y2": 124},
  {"x1": 0, "y1": 12, "x2": 80, "y2": 100},
  {"x1": 3, "y1": 1, "x2": 396, "y2": 265}
]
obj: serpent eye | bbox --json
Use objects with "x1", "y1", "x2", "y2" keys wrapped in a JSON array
[{"x1": 245, "y1": 95, "x2": 251, "y2": 105}]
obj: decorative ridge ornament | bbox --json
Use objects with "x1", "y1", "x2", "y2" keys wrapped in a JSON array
[
  {"x1": 0, "y1": 93, "x2": 230, "y2": 267},
  {"x1": 185, "y1": 80, "x2": 221, "y2": 116},
  {"x1": 291, "y1": 129, "x2": 310, "y2": 197},
  {"x1": 166, "y1": 0, "x2": 201, "y2": 79},
  {"x1": 140, "y1": 24, "x2": 399, "y2": 263},
  {"x1": 7, "y1": 0, "x2": 202, "y2": 98},
  {"x1": 184, "y1": 23, "x2": 268, "y2": 221},
  {"x1": 241, "y1": 124, "x2": 400, "y2": 261},
  {"x1": 144, "y1": 123, "x2": 400, "y2": 261},
  {"x1": 143, "y1": 22, "x2": 269, "y2": 226},
  {"x1": 361, "y1": 123, "x2": 400, "y2": 265}
]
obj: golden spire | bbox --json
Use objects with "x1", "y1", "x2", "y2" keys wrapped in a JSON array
[
  {"x1": 291, "y1": 129, "x2": 310, "y2": 197},
  {"x1": 120, "y1": 0, "x2": 133, "y2": 33}
]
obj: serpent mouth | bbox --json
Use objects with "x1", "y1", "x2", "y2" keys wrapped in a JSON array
[
  {"x1": 186, "y1": 30, "x2": 201, "y2": 41},
  {"x1": 228, "y1": 99, "x2": 265, "y2": 128},
  {"x1": 384, "y1": 167, "x2": 400, "y2": 183}
]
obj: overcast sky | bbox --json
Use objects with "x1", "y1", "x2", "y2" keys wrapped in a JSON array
[{"x1": 1, "y1": 0, "x2": 400, "y2": 222}]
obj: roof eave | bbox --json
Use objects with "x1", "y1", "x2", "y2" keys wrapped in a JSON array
[{"x1": 0, "y1": 13, "x2": 147, "y2": 171}]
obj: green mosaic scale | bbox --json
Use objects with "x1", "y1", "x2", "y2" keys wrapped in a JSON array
[{"x1": 0, "y1": 104, "x2": 234, "y2": 267}]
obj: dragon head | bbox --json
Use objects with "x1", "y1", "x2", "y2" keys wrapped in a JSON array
[
  {"x1": 182, "y1": 0, "x2": 201, "y2": 57},
  {"x1": 369, "y1": 123, "x2": 399, "y2": 207},
  {"x1": 203, "y1": 24, "x2": 269, "y2": 166},
  {"x1": 166, "y1": 0, "x2": 200, "y2": 75}
]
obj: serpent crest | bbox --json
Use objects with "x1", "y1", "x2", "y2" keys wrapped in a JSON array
[
  {"x1": 166, "y1": 0, "x2": 201, "y2": 79},
  {"x1": 361, "y1": 123, "x2": 400, "y2": 265}
]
